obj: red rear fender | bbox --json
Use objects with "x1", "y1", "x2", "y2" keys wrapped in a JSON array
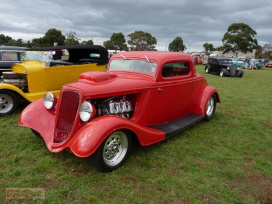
[{"x1": 191, "y1": 86, "x2": 221, "y2": 117}]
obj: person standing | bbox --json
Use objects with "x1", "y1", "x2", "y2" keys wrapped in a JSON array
[
  {"x1": 250, "y1": 57, "x2": 256, "y2": 70},
  {"x1": 52, "y1": 42, "x2": 62, "y2": 60}
]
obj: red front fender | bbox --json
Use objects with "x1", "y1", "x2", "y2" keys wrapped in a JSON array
[{"x1": 68, "y1": 116, "x2": 165, "y2": 158}]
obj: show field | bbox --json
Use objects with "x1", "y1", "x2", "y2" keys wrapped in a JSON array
[{"x1": 0, "y1": 65, "x2": 271, "y2": 203}]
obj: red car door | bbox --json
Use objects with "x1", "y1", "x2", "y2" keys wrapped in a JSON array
[{"x1": 148, "y1": 62, "x2": 193, "y2": 124}]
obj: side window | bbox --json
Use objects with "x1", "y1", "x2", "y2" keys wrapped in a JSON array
[
  {"x1": 162, "y1": 62, "x2": 189, "y2": 77},
  {"x1": 2, "y1": 51, "x2": 19, "y2": 61}
]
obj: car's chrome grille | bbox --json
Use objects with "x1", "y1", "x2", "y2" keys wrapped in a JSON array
[
  {"x1": 230, "y1": 65, "x2": 236, "y2": 76},
  {"x1": 54, "y1": 90, "x2": 80, "y2": 143}
]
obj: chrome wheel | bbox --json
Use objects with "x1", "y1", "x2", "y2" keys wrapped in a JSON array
[
  {"x1": 90, "y1": 130, "x2": 131, "y2": 172},
  {"x1": 204, "y1": 94, "x2": 217, "y2": 121},
  {"x1": 103, "y1": 131, "x2": 129, "y2": 166},
  {"x1": 0, "y1": 91, "x2": 18, "y2": 116},
  {"x1": 0, "y1": 94, "x2": 13, "y2": 113},
  {"x1": 219, "y1": 70, "x2": 224, "y2": 77},
  {"x1": 206, "y1": 96, "x2": 215, "y2": 117}
]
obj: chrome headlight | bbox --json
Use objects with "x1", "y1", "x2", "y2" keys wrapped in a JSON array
[
  {"x1": 80, "y1": 101, "x2": 96, "y2": 122},
  {"x1": 44, "y1": 92, "x2": 57, "y2": 109}
]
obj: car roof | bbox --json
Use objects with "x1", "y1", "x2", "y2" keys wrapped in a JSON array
[
  {"x1": 112, "y1": 51, "x2": 193, "y2": 64},
  {"x1": 28, "y1": 45, "x2": 109, "y2": 65},
  {"x1": 0, "y1": 46, "x2": 28, "y2": 51},
  {"x1": 209, "y1": 56, "x2": 231, "y2": 60}
]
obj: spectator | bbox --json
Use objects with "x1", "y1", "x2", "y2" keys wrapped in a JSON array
[
  {"x1": 52, "y1": 42, "x2": 62, "y2": 60},
  {"x1": 250, "y1": 57, "x2": 256, "y2": 70}
]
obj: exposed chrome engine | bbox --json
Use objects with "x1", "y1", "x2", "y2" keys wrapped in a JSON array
[
  {"x1": 90, "y1": 95, "x2": 134, "y2": 119},
  {"x1": 0, "y1": 72, "x2": 27, "y2": 91}
]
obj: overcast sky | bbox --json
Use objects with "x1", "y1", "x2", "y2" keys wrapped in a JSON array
[{"x1": 1, "y1": 0, "x2": 271, "y2": 52}]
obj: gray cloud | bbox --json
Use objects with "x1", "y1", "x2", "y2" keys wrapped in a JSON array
[{"x1": 1, "y1": 0, "x2": 271, "y2": 51}]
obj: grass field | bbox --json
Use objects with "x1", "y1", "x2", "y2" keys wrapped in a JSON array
[{"x1": 0, "y1": 65, "x2": 272, "y2": 203}]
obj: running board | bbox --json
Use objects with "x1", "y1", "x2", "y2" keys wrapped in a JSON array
[{"x1": 149, "y1": 113, "x2": 203, "y2": 138}]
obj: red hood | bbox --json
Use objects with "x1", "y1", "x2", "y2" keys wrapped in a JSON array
[{"x1": 63, "y1": 71, "x2": 157, "y2": 97}]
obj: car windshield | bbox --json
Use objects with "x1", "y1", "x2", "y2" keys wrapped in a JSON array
[
  {"x1": 219, "y1": 59, "x2": 232, "y2": 64},
  {"x1": 23, "y1": 51, "x2": 54, "y2": 67},
  {"x1": 231, "y1": 58, "x2": 239, "y2": 61},
  {"x1": 23, "y1": 51, "x2": 47, "y2": 62},
  {"x1": 109, "y1": 59, "x2": 157, "y2": 76}
]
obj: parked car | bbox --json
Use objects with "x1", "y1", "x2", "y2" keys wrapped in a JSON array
[
  {"x1": 254, "y1": 59, "x2": 265, "y2": 69},
  {"x1": 265, "y1": 61, "x2": 272, "y2": 67},
  {"x1": 243, "y1": 59, "x2": 265, "y2": 70},
  {"x1": 202, "y1": 58, "x2": 208, "y2": 65},
  {"x1": 238, "y1": 57, "x2": 246, "y2": 62},
  {"x1": 193, "y1": 56, "x2": 203, "y2": 64},
  {"x1": 0, "y1": 45, "x2": 108, "y2": 116},
  {"x1": 19, "y1": 51, "x2": 221, "y2": 172},
  {"x1": 0, "y1": 46, "x2": 27, "y2": 74},
  {"x1": 205, "y1": 57, "x2": 244, "y2": 77},
  {"x1": 229, "y1": 57, "x2": 244, "y2": 67}
]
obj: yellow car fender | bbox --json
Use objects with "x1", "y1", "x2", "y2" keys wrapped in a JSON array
[{"x1": 0, "y1": 83, "x2": 38, "y2": 102}]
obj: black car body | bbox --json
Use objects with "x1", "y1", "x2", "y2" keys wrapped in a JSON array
[
  {"x1": 0, "y1": 46, "x2": 27, "y2": 74},
  {"x1": 205, "y1": 57, "x2": 244, "y2": 77}
]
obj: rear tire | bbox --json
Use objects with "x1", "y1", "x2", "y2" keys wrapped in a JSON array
[
  {"x1": 0, "y1": 90, "x2": 18, "y2": 116},
  {"x1": 90, "y1": 130, "x2": 132, "y2": 172},
  {"x1": 204, "y1": 94, "x2": 217, "y2": 121}
]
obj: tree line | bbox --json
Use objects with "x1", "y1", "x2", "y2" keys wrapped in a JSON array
[{"x1": 1, "y1": 23, "x2": 271, "y2": 58}]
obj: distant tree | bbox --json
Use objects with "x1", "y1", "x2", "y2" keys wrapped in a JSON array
[
  {"x1": 81, "y1": 40, "x2": 93, "y2": 45},
  {"x1": 65, "y1": 31, "x2": 80, "y2": 45},
  {"x1": 255, "y1": 47, "x2": 263, "y2": 59},
  {"x1": 127, "y1": 31, "x2": 157, "y2": 51},
  {"x1": 25, "y1": 40, "x2": 33, "y2": 48},
  {"x1": 103, "y1": 40, "x2": 115, "y2": 50},
  {"x1": 15, "y1": 39, "x2": 24, "y2": 47},
  {"x1": 103, "y1": 33, "x2": 127, "y2": 51},
  {"x1": 42, "y1": 28, "x2": 65, "y2": 46},
  {"x1": 214, "y1": 46, "x2": 223, "y2": 51},
  {"x1": 0, "y1": 34, "x2": 13, "y2": 45},
  {"x1": 262, "y1": 43, "x2": 272, "y2": 53},
  {"x1": 203, "y1": 43, "x2": 214, "y2": 55},
  {"x1": 256, "y1": 44, "x2": 272, "y2": 60},
  {"x1": 222, "y1": 23, "x2": 258, "y2": 57},
  {"x1": 31, "y1": 38, "x2": 43, "y2": 47},
  {"x1": 110, "y1": 33, "x2": 127, "y2": 51},
  {"x1": 168, "y1": 37, "x2": 186, "y2": 52}
]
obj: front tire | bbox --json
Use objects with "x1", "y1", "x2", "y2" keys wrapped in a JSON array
[
  {"x1": 0, "y1": 90, "x2": 18, "y2": 116},
  {"x1": 204, "y1": 94, "x2": 217, "y2": 121},
  {"x1": 219, "y1": 70, "x2": 224, "y2": 77},
  {"x1": 31, "y1": 129, "x2": 41, "y2": 138},
  {"x1": 205, "y1": 66, "x2": 209, "y2": 73},
  {"x1": 90, "y1": 130, "x2": 131, "y2": 172}
]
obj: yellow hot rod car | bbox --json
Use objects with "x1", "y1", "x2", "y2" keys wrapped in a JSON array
[{"x1": 0, "y1": 45, "x2": 108, "y2": 116}]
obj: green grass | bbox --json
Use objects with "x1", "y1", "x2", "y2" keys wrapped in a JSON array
[{"x1": 1, "y1": 65, "x2": 272, "y2": 203}]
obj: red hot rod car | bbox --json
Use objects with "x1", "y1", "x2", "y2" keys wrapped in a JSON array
[{"x1": 19, "y1": 51, "x2": 221, "y2": 172}]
